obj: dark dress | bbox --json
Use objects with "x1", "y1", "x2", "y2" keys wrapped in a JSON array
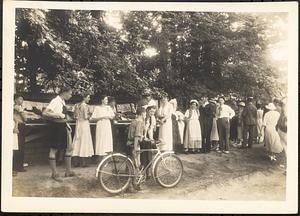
[
  {"x1": 230, "y1": 104, "x2": 238, "y2": 141},
  {"x1": 172, "y1": 114, "x2": 182, "y2": 152}
]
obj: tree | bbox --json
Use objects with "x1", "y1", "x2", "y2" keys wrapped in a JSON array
[{"x1": 15, "y1": 9, "x2": 287, "y2": 106}]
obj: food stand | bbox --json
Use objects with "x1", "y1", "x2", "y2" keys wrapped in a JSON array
[{"x1": 21, "y1": 97, "x2": 136, "y2": 164}]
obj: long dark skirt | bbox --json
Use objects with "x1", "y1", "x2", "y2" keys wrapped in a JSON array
[
  {"x1": 230, "y1": 116, "x2": 238, "y2": 141},
  {"x1": 172, "y1": 115, "x2": 182, "y2": 152}
]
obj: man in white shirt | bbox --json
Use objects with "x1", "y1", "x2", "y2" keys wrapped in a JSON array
[
  {"x1": 216, "y1": 96, "x2": 235, "y2": 153},
  {"x1": 43, "y1": 87, "x2": 74, "y2": 182}
]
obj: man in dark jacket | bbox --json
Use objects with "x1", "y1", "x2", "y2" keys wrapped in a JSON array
[
  {"x1": 199, "y1": 96, "x2": 215, "y2": 153},
  {"x1": 241, "y1": 97, "x2": 257, "y2": 148}
]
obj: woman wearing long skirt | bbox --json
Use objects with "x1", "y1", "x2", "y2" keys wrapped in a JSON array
[
  {"x1": 256, "y1": 103, "x2": 264, "y2": 143},
  {"x1": 263, "y1": 103, "x2": 282, "y2": 161},
  {"x1": 72, "y1": 94, "x2": 94, "y2": 167},
  {"x1": 157, "y1": 95, "x2": 173, "y2": 151},
  {"x1": 277, "y1": 98, "x2": 287, "y2": 158},
  {"x1": 176, "y1": 111, "x2": 185, "y2": 146},
  {"x1": 235, "y1": 101, "x2": 245, "y2": 147},
  {"x1": 170, "y1": 99, "x2": 182, "y2": 153},
  {"x1": 184, "y1": 100, "x2": 202, "y2": 154},
  {"x1": 90, "y1": 95, "x2": 115, "y2": 161}
]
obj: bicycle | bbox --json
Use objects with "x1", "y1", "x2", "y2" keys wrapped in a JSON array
[{"x1": 95, "y1": 140, "x2": 183, "y2": 194}]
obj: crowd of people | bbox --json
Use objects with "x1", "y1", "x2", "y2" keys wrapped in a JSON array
[{"x1": 12, "y1": 87, "x2": 288, "y2": 182}]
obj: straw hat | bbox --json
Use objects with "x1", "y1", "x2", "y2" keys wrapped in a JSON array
[
  {"x1": 238, "y1": 102, "x2": 245, "y2": 107},
  {"x1": 190, "y1": 99, "x2": 199, "y2": 105},
  {"x1": 265, "y1": 103, "x2": 276, "y2": 110}
]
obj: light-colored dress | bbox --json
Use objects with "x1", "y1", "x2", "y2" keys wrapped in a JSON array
[
  {"x1": 263, "y1": 110, "x2": 282, "y2": 153},
  {"x1": 13, "y1": 117, "x2": 19, "y2": 150},
  {"x1": 184, "y1": 109, "x2": 202, "y2": 149},
  {"x1": 13, "y1": 133, "x2": 18, "y2": 150},
  {"x1": 72, "y1": 102, "x2": 94, "y2": 157},
  {"x1": 210, "y1": 117, "x2": 219, "y2": 141},
  {"x1": 157, "y1": 103, "x2": 173, "y2": 151},
  {"x1": 176, "y1": 111, "x2": 185, "y2": 144},
  {"x1": 91, "y1": 105, "x2": 115, "y2": 156},
  {"x1": 257, "y1": 109, "x2": 264, "y2": 142}
]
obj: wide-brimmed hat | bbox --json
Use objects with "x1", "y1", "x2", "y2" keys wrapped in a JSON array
[
  {"x1": 208, "y1": 98, "x2": 216, "y2": 104},
  {"x1": 190, "y1": 99, "x2": 199, "y2": 105},
  {"x1": 238, "y1": 102, "x2": 245, "y2": 107},
  {"x1": 265, "y1": 103, "x2": 276, "y2": 110}
]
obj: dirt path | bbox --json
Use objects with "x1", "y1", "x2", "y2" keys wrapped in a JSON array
[{"x1": 13, "y1": 144, "x2": 286, "y2": 200}]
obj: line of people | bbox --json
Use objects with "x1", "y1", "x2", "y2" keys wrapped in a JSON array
[{"x1": 12, "y1": 87, "x2": 287, "y2": 181}]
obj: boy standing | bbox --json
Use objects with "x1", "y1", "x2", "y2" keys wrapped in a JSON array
[{"x1": 43, "y1": 87, "x2": 75, "y2": 182}]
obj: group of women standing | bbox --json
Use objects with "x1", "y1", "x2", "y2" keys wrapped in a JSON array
[
  {"x1": 71, "y1": 94, "x2": 115, "y2": 166},
  {"x1": 155, "y1": 96, "x2": 203, "y2": 154},
  {"x1": 71, "y1": 92, "x2": 288, "y2": 167}
]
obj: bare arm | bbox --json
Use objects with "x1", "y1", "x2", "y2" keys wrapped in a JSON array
[{"x1": 43, "y1": 108, "x2": 65, "y2": 119}]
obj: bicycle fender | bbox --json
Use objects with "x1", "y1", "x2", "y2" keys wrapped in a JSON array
[{"x1": 95, "y1": 153, "x2": 134, "y2": 178}]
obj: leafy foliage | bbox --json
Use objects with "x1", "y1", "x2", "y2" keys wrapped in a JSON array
[{"x1": 15, "y1": 9, "x2": 287, "y2": 105}]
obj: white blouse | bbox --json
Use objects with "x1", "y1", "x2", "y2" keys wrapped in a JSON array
[
  {"x1": 90, "y1": 105, "x2": 115, "y2": 120},
  {"x1": 263, "y1": 110, "x2": 280, "y2": 128}
]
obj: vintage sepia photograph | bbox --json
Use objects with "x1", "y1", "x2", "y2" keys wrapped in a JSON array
[{"x1": 2, "y1": 0, "x2": 298, "y2": 213}]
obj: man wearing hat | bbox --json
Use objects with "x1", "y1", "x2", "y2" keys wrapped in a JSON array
[
  {"x1": 241, "y1": 97, "x2": 257, "y2": 148},
  {"x1": 200, "y1": 96, "x2": 217, "y2": 153}
]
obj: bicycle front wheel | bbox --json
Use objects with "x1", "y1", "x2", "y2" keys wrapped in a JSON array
[
  {"x1": 98, "y1": 154, "x2": 134, "y2": 194},
  {"x1": 154, "y1": 153, "x2": 183, "y2": 188}
]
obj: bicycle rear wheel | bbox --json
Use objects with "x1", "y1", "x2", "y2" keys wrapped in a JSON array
[
  {"x1": 154, "y1": 154, "x2": 183, "y2": 188},
  {"x1": 98, "y1": 154, "x2": 134, "y2": 194}
]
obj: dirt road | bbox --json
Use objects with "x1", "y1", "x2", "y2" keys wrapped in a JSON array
[{"x1": 12, "y1": 143, "x2": 286, "y2": 200}]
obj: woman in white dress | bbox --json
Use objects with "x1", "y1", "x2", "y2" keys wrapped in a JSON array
[
  {"x1": 263, "y1": 103, "x2": 283, "y2": 161},
  {"x1": 157, "y1": 95, "x2": 173, "y2": 151},
  {"x1": 277, "y1": 97, "x2": 287, "y2": 158},
  {"x1": 176, "y1": 110, "x2": 185, "y2": 146},
  {"x1": 210, "y1": 99, "x2": 219, "y2": 150},
  {"x1": 184, "y1": 100, "x2": 202, "y2": 154},
  {"x1": 72, "y1": 94, "x2": 94, "y2": 167},
  {"x1": 90, "y1": 95, "x2": 115, "y2": 161},
  {"x1": 256, "y1": 103, "x2": 264, "y2": 143}
]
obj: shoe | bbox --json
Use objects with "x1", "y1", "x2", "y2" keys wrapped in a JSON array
[
  {"x1": 65, "y1": 171, "x2": 76, "y2": 177},
  {"x1": 183, "y1": 151, "x2": 189, "y2": 154},
  {"x1": 216, "y1": 150, "x2": 222, "y2": 153},
  {"x1": 51, "y1": 173, "x2": 63, "y2": 182},
  {"x1": 223, "y1": 151, "x2": 230, "y2": 154}
]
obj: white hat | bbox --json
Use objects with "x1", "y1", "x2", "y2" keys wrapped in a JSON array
[
  {"x1": 265, "y1": 103, "x2": 276, "y2": 110},
  {"x1": 190, "y1": 99, "x2": 199, "y2": 105},
  {"x1": 238, "y1": 102, "x2": 245, "y2": 107}
]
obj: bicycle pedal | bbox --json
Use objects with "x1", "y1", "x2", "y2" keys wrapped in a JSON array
[{"x1": 137, "y1": 174, "x2": 146, "y2": 184}]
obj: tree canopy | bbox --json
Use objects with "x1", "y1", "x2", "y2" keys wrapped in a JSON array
[{"x1": 15, "y1": 9, "x2": 288, "y2": 105}]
